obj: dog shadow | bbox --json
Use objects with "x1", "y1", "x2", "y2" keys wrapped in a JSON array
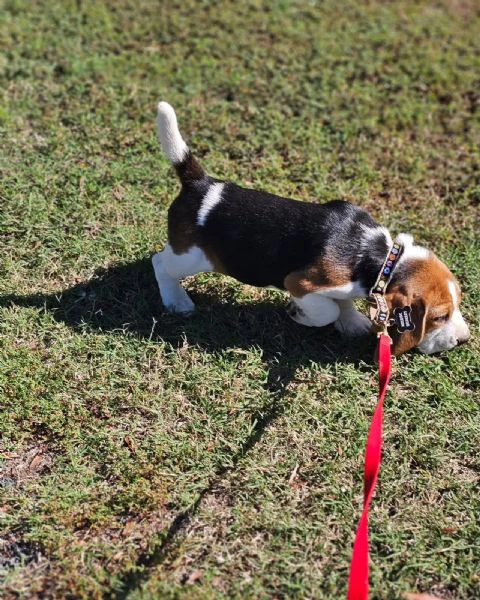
[{"x1": 0, "y1": 257, "x2": 376, "y2": 392}]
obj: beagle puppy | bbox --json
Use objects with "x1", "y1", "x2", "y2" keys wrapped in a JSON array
[{"x1": 152, "y1": 102, "x2": 470, "y2": 356}]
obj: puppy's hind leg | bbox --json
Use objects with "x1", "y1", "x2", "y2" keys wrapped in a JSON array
[{"x1": 152, "y1": 244, "x2": 214, "y2": 315}]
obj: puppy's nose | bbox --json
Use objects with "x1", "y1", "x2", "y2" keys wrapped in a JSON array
[{"x1": 457, "y1": 329, "x2": 471, "y2": 344}]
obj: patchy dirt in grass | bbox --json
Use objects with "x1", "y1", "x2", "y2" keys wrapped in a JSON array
[
  {"x1": 0, "y1": 508, "x2": 175, "y2": 599},
  {"x1": 0, "y1": 536, "x2": 45, "y2": 571},
  {"x1": 444, "y1": 0, "x2": 480, "y2": 19},
  {"x1": 0, "y1": 446, "x2": 53, "y2": 489},
  {"x1": 447, "y1": 459, "x2": 480, "y2": 485}
]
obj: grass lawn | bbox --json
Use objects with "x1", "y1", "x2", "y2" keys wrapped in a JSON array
[{"x1": 1, "y1": 0, "x2": 479, "y2": 598}]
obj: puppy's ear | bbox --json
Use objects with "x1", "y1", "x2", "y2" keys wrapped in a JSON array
[{"x1": 387, "y1": 295, "x2": 427, "y2": 356}]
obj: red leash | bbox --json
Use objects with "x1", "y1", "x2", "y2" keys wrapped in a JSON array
[{"x1": 347, "y1": 333, "x2": 392, "y2": 600}]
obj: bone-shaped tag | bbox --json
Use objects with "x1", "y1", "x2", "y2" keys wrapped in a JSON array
[{"x1": 393, "y1": 306, "x2": 415, "y2": 333}]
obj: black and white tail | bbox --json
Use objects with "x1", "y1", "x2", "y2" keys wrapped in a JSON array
[{"x1": 156, "y1": 102, "x2": 205, "y2": 184}]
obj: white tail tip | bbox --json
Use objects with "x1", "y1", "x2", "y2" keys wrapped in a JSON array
[{"x1": 156, "y1": 101, "x2": 189, "y2": 164}]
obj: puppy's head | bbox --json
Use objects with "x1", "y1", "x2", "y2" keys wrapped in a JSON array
[{"x1": 385, "y1": 235, "x2": 470, "y2": 356}]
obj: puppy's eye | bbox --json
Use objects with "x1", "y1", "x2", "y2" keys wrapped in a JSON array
[{"x1": 433, "y1": 314, "x2": 449, "y2": 323}]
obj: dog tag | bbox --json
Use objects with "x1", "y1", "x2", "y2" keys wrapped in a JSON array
[{"x1": 393, "y1": 306, "x2": 415, "y2": 333}]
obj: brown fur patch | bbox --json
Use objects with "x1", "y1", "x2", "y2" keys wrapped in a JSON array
[
  {"x1": 175, "y1": 152, "x2": 205, "y2": 182},
  {"x1": 388, "y1": 297, "x2": 427, "y2": 356},
  {"x1": 406, "y1": 256, "x2": 455, "y2": 320},
  {"x1": 284, "y1": 254, "x2": 352, "y2": 298},
  {"x1": 167, "y1": 197, "x2": 226, "y2": 273},
  {"x1": 168, "y1": 203, "x2": 198, "y2": 255}
]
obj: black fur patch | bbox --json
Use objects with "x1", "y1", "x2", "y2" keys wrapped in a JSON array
[
  {"x1": 189, "y1": 182, "x2": 390, "y2": 290},
  {"x1": 175, "y1": 151, "x2": 205, "y2": 183}
]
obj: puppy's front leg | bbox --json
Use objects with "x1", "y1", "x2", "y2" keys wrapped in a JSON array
[{"x1": 334, "y1": 299, "x2": 372, "y2": 336}]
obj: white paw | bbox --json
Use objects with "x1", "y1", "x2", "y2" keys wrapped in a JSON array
[
  {"x1": 153, "y1": 252, "x2": 196, "y2": 315},
  {"x1": 287, "y1": 301, "x2": 315, "y2": 327},
  {"x1": 335, "y1": 310, "x2": 372, "y2": 336},
  {"x1": 164, "y1": 289, "x2": 195, "y2": 315}
]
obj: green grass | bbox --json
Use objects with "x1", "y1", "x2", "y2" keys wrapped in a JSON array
[{"x1": 1, "y1": 1, "x2": 479, "y2": 598}]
